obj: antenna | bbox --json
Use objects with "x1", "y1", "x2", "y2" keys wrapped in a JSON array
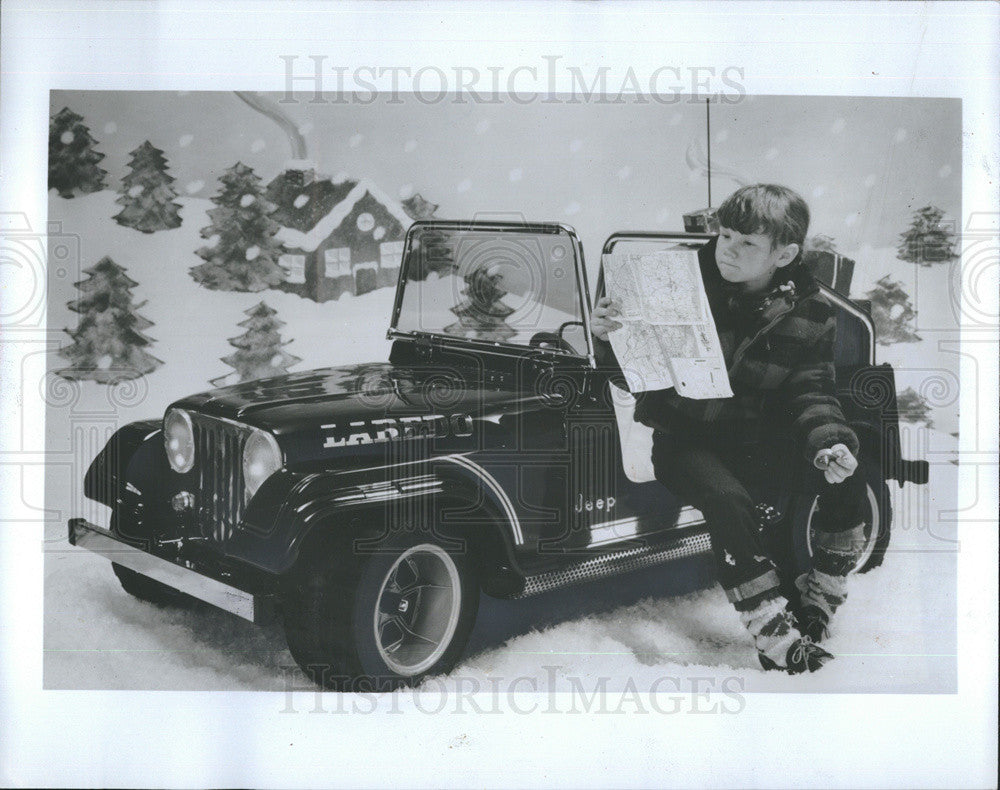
[{"x1": 706, "y1": 98, "x2": 712, "y2": 208}]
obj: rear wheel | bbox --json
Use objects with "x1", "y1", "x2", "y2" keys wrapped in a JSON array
[
  {"x1": 282, "y1": 531, "x2": 480, "y2": 691},
  {"x1": 790, "y1": 462, "x2": 893, "y2": 577}
]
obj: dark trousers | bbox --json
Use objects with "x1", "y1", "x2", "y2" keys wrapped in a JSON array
[{"x1": 650, "y1": 429, "x2": 868, "y2": 611}]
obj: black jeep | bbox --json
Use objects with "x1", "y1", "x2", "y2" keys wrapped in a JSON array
[{"x1": 69, "y1": 220, "x2": 928, "y2": 689}]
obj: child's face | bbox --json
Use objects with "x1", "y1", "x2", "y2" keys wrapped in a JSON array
[{"x1": 715, "y1": 226, "x2": 798, "y2": 292}]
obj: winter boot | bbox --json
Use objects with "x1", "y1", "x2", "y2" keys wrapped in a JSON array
[
  {"x1": 740, "y1": 596, "x2": 833, "y2": 673},
  {"x1": 795, "y1": 520, "x2": 867, "y2": 642}
]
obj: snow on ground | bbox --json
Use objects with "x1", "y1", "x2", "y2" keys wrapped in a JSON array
[{"x1": 42, "y1": 192, "x2": 959, "y2": 693}]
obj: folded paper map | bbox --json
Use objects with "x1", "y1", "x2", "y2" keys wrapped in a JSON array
[{"x1": 602, "y1": 248, "x2": 733, "y2": 399}]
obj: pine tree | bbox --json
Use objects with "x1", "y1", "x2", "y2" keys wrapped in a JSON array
[
  {"x1": 865, "y1": 275, "x2": 921, "y2": 345},
  {"x1": 896, "y1": 387, "x2": 933, "y2": 428},
  {"x1": 444, "y1": 267, "x2": 517, "y2": 342},
  {"x1": 190, "y1": 162, "x2": 286, "y2": 291},
  {"x1": 58, "y1": 256, "x2": 162, "y2": 383},
  {"x1": 897, "y1": 205, "x2": 958, "y2": 265},
  {"x1": 113, "y1": 141, "x2": 183, "y2": 233},
  {"x1": 210, "y1": 301, "x2": 301, "y2": 386},
  {"x1": 48, "y1": 107, "x2": 108, "y2": 198},
  {"x1": 402, "y1": 193, "x2": 454, "y2": 280}
]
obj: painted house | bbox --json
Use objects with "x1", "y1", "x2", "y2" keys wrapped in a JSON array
[{"x1": 274, "y1": 176, "x2": 410, "y2": 302}]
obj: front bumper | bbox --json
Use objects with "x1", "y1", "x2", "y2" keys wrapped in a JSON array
[{"x1": 68, "y1": 518, "x2": 268, "y2": 623}]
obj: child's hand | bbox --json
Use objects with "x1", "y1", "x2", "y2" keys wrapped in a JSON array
[
  {"x1": 591, "y1": 297, "x2": 623, "y2": 342},
  {"x1": 813, "y1": 443, "x2": 859, "y2": 484}
]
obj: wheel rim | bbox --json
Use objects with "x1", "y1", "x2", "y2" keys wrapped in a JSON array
[
  {"x1": 805, "y1": 483, "x2": 881, "y2": 574},
  {"x1": 372, "y1": 544, "x2": 462, "y2": 676}
]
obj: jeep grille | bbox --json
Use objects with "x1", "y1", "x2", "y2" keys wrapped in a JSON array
[{"x1": 191, "y1": 414, "x2": 248, "y2": 542}]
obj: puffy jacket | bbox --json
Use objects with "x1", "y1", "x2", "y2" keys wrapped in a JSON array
[{"x1": 598, "y1": 237, "x2": 859, "y2": 462}]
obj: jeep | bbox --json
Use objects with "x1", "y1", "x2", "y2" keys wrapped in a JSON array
[{"x1": 69, "y1": 220, "x2": 928, "y2": 690}]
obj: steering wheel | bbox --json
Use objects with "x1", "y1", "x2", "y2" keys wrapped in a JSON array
[{"x1": 528, "y1": 331, "x2": 577, "y2": 354}]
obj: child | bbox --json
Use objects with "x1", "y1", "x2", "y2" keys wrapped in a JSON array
[{"x1": 592, "y1": 184, "x2": 868, "y2": 674}]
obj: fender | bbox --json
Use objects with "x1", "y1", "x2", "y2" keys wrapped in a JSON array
[
  {"x1": 227, "y1": 453, "x2": 524, "y2": 576},
  {"x1": 84, "y1": 419, "x2": 163, "y2": 506}
]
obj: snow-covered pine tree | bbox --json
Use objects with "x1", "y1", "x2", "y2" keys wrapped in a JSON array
[
  {"x1": 190, "y1": 162, "x2": 286, "y2": 291},
  {"x1": 210, "y1": 301, "x2": 301, "y2": 386},
  {"x1": 896, "y1": 387, "x2": 933, "y2": 428},
  {"x1": 865, "y1": 275, "x2": 921, "y2": 345},
  {"x1": 444, "y1": 267, "x2": 517, "y2": 342},
  {"x1": 113, "y1": 141, "x2": 183, "y2": 233},
  {"x1": 58, "y1": 256, "x2": 163, "y2": 383},
  {"x1": 402, "y1": 193, "x2": 454, "y2": 280},
  {"x1": 897, "y1": 205, "x2": 958, "y2": 265},
  {"x1": 48, "y1": 107, "x2": 108, "y2": 198}
]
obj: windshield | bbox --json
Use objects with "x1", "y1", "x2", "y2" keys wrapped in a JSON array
[{"x1": 393, "y1": 224, "x2": 589, "y2": 356}]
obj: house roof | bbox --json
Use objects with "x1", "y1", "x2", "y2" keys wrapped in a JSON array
[{"x1": 276, "y1": 178, "x2": 412, "y2": 252}]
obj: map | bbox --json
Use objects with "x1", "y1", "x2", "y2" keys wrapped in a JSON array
[{"x1": 602, "y1": 248, "x2": 733, "y2": 399}]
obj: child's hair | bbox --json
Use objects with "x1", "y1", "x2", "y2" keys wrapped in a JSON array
[{"x1": 717, "y1": 184, "x2": 810, "y2": 251}]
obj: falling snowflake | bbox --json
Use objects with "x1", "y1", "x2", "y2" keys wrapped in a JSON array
[
  {"x1": 563, "y1": 201, "x2": 581, "y2": 215},
  {"x1": 250, "y1": 139, "x2": 266, "y2": 152},
  {"x1": 298, "y1": 121, "x2": 314, "y2": 136},
  {"x1": 185, "y1": 180, "x2": 204, "y2": 194},
  {"x1": 179, "y1": 134, "x2": 193, "y2": 148},
  {"x1": 398, "y1": 184, "x2": 414, "y2": 199},
  {"x1": 714, "y1": 129, "x2": 729, "y2": 143},
  {"x1": 765, "y1": 147, "x2": 779, "y2": 160},
  {"x1": 60, "y1": 131, "x2": 74, "y2": 145},
  {"x1": 240, "y1": 194, "x2": 256, "y2": 207},
  {"x1": 349, "y1": 134, "x2": 363, "y2": 148},
  {"x1": 245, "y1": 245, "x2": 260, "y2": 261},
  {"x1": 569, "y1": 139, "x2": 583, "y2": 153},
  {"x1": 374, "y1": 226, "x2": 386, "y2": 241},
  {"x1": 293, "y1": 193, "x2": 310, "y2": 209},
  {"x1": 475, "y1": 119, "x2": 490, "y2": 134},
  {"x1": 508, "y1": 168, "x2": 523, "y2": 182},
  {"x1": 938, "y1": 164, "x2": 953, "y2": 178},
  {"x1": 617, "y1": 166, "x2": 631, "y2": 180},
  {"x1": 127, "y1": 185, "x2": 143, "y2": 198},
  {"x1": 812, "y1": 185, "x2": 826, "y2": 198},
  {"x1": 863, "y1": 174, "x2": 877, "y2": 188},
  {"x1": 205, "y1": 233, "x2": 221, "y2": 248},
  {"x1": 830, "y1": 118, "x2": 846, "y2": 134},
  {"x1": 894, "y1": 128, "x2": 908, "y2": 143},
  {"x1": 457, "y1": 179, "x2": 472, "y2": 193},
  {"x1": 103, "y1": 122, "x2": 117, "y2": 135},
  {"x1": 404, "y1": 139, "x2": 417, "y2": 153}
]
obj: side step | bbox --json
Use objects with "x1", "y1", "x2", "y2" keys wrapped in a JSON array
[
  {"x1": 68, "y1": 518, "x2": 267, "y2": 623},
  {"x1": 517, "y1": 529, "x2": 713, "y2": 597}
]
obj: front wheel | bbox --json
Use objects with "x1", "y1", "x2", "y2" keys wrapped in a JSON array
[
  {"x1": 282, "y1": 532, "x2": 480, "y2": 691},
  {"x1": 790, "y1": 463, "x2": 893, "y2": 577}
]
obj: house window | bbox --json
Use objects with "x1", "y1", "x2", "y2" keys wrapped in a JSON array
[
  {"x1": 280, "y1": 254, "x2": 306, "y2": 284},
  {"x1": 324, "y1": 247, "x2": 351, "y2": 278},
  {"x1": 380, "y1": 240, "x2": 404, "y2": 269}
]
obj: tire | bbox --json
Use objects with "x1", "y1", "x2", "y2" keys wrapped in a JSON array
[
  {"x1": 789, "y1": 462, "x2": 893, "y2": 579},
  {"x1": 281, "y1": 531, "x2": 480, "y2": 692},
  {"x1": 112, "y1": 562, "x2": 189, "y2": 606}
]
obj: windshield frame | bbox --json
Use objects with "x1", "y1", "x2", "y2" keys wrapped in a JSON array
[{"x1": 388, "y1": 220, "x2": 595, "y2": 366}]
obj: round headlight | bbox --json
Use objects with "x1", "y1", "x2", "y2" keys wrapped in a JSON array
[
  {"x1": 164, "y1": 409, "x2": 195, "y2": 473},
  {"x1": 243, "y1": 430, "x2": 282, "y2": 500}
]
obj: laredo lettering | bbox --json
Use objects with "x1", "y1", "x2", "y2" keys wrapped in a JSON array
[{"x1": 322, "y1": 414, "x2": 473, "y2": 448}]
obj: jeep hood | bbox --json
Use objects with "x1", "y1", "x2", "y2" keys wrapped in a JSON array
[{"x1": 169, "y1": 361, "x2": 548, "y2": 435}]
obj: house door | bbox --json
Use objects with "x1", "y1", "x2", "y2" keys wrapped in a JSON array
[{"x1": 355, "y1": 265, "x2": 377, "y2": 295}]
